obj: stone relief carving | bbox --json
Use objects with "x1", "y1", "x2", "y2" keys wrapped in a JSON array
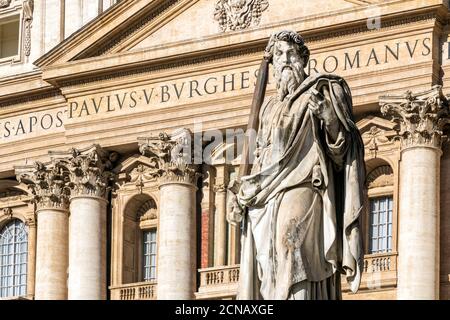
[
  {"x1": 16, "y1": 161, "x2": 71, "y2": 211},
  {"x1": 23, "y1": 0, "x2": 34, "y2": 57},
  {"x1": 128, "y1": 164, "x2": 157, "y2": 193},
  {"x1": 380, "y1": 85, "x2": 450, "y2": 149},
  {"x1": 0, "y1": 0, "x2": 12, "y2": 8},
  {"x1": 25, "y1": 214, "x2": 37, "y2": 227},
  {"x1": 16, "y1": 145, "x2": 117, "y2": 207},
  {"x1": 138, "y1": 129, "x2": 201, "y2": 185},
  {"x1": 362, "y1": 126, "x2": 390, "y2": 158},
  {"x1": 56, "y1": 146, "x2": 116, "y2": 199},
  {"x1": 2, "y1": 207, "x2": 13, "y2": 220},
  {"x1": 214, "y1": 0, "x2": 269, "y2": 32}
]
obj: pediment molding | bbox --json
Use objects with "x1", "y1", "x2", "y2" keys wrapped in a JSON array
[
  {"x1": 35, "y1": 0, "x2": 171, "y2": 67},
  {"x1": 114, "y1": 155, "x2": 159, "y2": 190},
  {"x1": 35, "y1": 0, "x2": 445, "y2": 66},
  {"x1": 37, "y1": 1, "x2": 445, "y2": 90},
  {"x1": 78, "y1": 0, "x2": 196, "y2": 59}
]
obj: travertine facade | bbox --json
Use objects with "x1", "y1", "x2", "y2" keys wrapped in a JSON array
[{"x1": 0, "y1": 0, "x2": 450, "y2": 300}]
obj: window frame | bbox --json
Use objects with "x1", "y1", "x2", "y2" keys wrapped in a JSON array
[
  {"x1": 141, "y1": 228, "x2": 157, "y2": 282},
  {"x1": 364, "y1": 183, "x2": 398, "y2": 257},
  {"x1": 368, "y1": 195, "x2": 394, "y2": 254},
  {"x1": 0, "y1": 218, "x2": 28, "y2": 298},
  {"x1": 138, "y1": 219, "x2": 158, "y2": 283},
  {"x1": 0, "y1": 7, "x2": 23, "y2": 65}
]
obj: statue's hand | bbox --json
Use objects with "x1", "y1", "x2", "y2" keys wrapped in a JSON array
[
  {"x1": 226, "y1": 189, "x2": 244, "y2": 226},
  {"x1": 307, "y1": 87, "x2": 337, "y2": 126}
]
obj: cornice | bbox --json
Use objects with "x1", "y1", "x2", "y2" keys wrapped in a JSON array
[
  {"x1": 46, "y1": 8, "x2": 444, "y2": 90},
  {"x1": 0, "y1": 88, "x2": 63, "y2": 109}
]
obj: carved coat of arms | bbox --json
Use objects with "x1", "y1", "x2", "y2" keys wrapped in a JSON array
[{"x1": 214, "y1": 0, "x2": 269, "y2": 32}]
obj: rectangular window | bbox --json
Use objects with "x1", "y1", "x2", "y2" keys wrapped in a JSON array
[
  {"x1": 369, "y1": 196, "x2": 393, "y2": 254},
  {"x1": 142, "y1": 229, "x2": 157, "y2": 282},
  {"x1": 0, "y1": 15, "x2": 20, "y2": 59}
]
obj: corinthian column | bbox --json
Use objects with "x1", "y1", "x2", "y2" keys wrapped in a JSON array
[
  {"x1": 381, "y1": 85, "x2": 449, "y2": 300},
  {"x1": 139, "y1": 129, "x2": 201, "y2": 300},
  {"x1": 50, "y1": 145, "x2": 115, "y2": 300},
  {"x1": 16, "y1": 162, "x2": 71, "y2": 300}
]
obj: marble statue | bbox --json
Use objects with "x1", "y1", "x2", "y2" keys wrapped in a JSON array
[{"x1": 227, "y1": 30, "x2": 366, "y2": 300}]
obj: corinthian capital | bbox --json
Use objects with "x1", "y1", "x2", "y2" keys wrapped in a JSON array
[
  {"x1": 15, "y1": 161, "x2": 70, "y2": 211},
  {"x1": 50, "y1": 145, "x2": 117, "y2": 199},
  {"x1": 138, "y1": 129, "x2": 201, "y2": 186},
  {"x1": 380, "y1": 85, "x2": 449, "y2": 149}
]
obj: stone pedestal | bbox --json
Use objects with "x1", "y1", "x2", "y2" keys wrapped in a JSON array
[
  {"x1": 139, "y1": 129, "x2": 200, "y2": 300},
  {"x1": 68, "y1": 196, "x2": 107, "y2": 300},
  {"x1": 381, "y1": 86, "x2": 449, "y2": 300}
]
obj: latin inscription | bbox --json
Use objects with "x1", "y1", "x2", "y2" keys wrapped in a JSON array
[{"x1": 0, "y1": 37, "x2": 435, "y2": 144}]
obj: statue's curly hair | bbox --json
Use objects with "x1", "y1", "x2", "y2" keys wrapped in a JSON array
[{"x1": 264, "y1": 30, "x2": 310, "y2": 66}]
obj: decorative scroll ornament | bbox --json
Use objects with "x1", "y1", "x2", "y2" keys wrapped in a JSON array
[
  {"x1": 213, "y1": 183, "x2": 227, "y2": 193},
  {"x1": 2, "y1": 207, "x2": 13, "y2": 220},
  {"x1": 138, "y1": 129, "x2": 201, "y2": 185},
  {"x1": 380, "y1": 85, "x2": 449, "y2": 149},
  {"x1": 214, "y1": 0, "x2": 269, "y2": 32},
  {"x1": 57, "y1": 145, "x2": 116, "y2": 199},
  {"x1": 128, "y1": 164, "x2": 157, "y2": 193},
  {"x1": 16, "y1": 161, "x2": 71, "y2": 211},
  {"x1": 23, "y1": 0, "x2": 34, "y2": 57},
  {"x1": 25, "y1": 214, "x2": 37, "y2": 227},
  {"x1": 362, "y1": 126, "x2": 390, "y2": 158},
  {"x1": 0, "y1": 0, "x2": 12, "y2": 8}
]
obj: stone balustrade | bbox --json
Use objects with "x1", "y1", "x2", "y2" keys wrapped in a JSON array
[
  {"x1": 195, "y1": 265, "x2": 240, "y2": 300},
  {"x1": 363, "y1": 252, "x2": 397, "y2": 273},
  {"x1": 109, "y1": 254, "x2": 398, "y2": 300},
  {"x1": 110, "y1": 281, "x2": 157, "y2": 300},
  {"x1": 197, "y1": 254, "x2": 398, "y2": 299}
]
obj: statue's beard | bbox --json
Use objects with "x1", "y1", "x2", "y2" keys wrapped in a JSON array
[{"x1": 274, "y1": 63, "x2": 305, "y2": 101}]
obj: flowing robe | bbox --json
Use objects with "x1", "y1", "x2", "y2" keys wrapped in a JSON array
[{"x1": 236, "y1": 73, "x2": 365, "y2": 300}]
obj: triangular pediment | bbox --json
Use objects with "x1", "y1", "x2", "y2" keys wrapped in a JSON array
[
  {"x1": 121, "y1": 0, "x2": 361, "y2": 54},
  {"x1": 36, "y1": 0, "x2": 370, "y2": 68},
  {"x1": 357, "y1": 116, "x2": 398, "y2": 148},
  {"x1": 357, "y1": 116, "x2": 397, "y2": 135},
  {"x1": 114, "y1": 155, "x2": 156, "y2": 175}
]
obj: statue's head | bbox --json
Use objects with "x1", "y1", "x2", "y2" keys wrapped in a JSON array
[{"x1": 265, "y1": 31, "x2": 310, "y2": 101}]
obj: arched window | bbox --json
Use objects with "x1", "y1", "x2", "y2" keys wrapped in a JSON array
[
  {"x1": 366, "y1": 164, "x2": 395, "y2": 254},
  {"x1": 122, "y1": 194, "x2": 158, "y2": 284},
  {"x1": 138, "y1": 199, "x2": 157, "y2": 282},
  {"x1": 0, "y1": 219, "x2": 28, "y2": 298}
]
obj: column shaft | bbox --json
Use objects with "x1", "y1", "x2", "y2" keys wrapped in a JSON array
[
  {"x1": 68, "y1": 196, "x2": 107, "y2": 300},
  {"x1": 397, "y1": 147, "x2": 440, "y2": 299},
  {"x1": 157, "y1": 183, "x2": 196, "y2": 300},
  {"x1": 35, "y1": 209, "x2": 68, "y2": 300},
  {"x1": 26, "y1": 222, "x2": 37, "y2": 298},
  {"x1": 214, "y1": 189, "x2": 227, "y2": 266}
]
